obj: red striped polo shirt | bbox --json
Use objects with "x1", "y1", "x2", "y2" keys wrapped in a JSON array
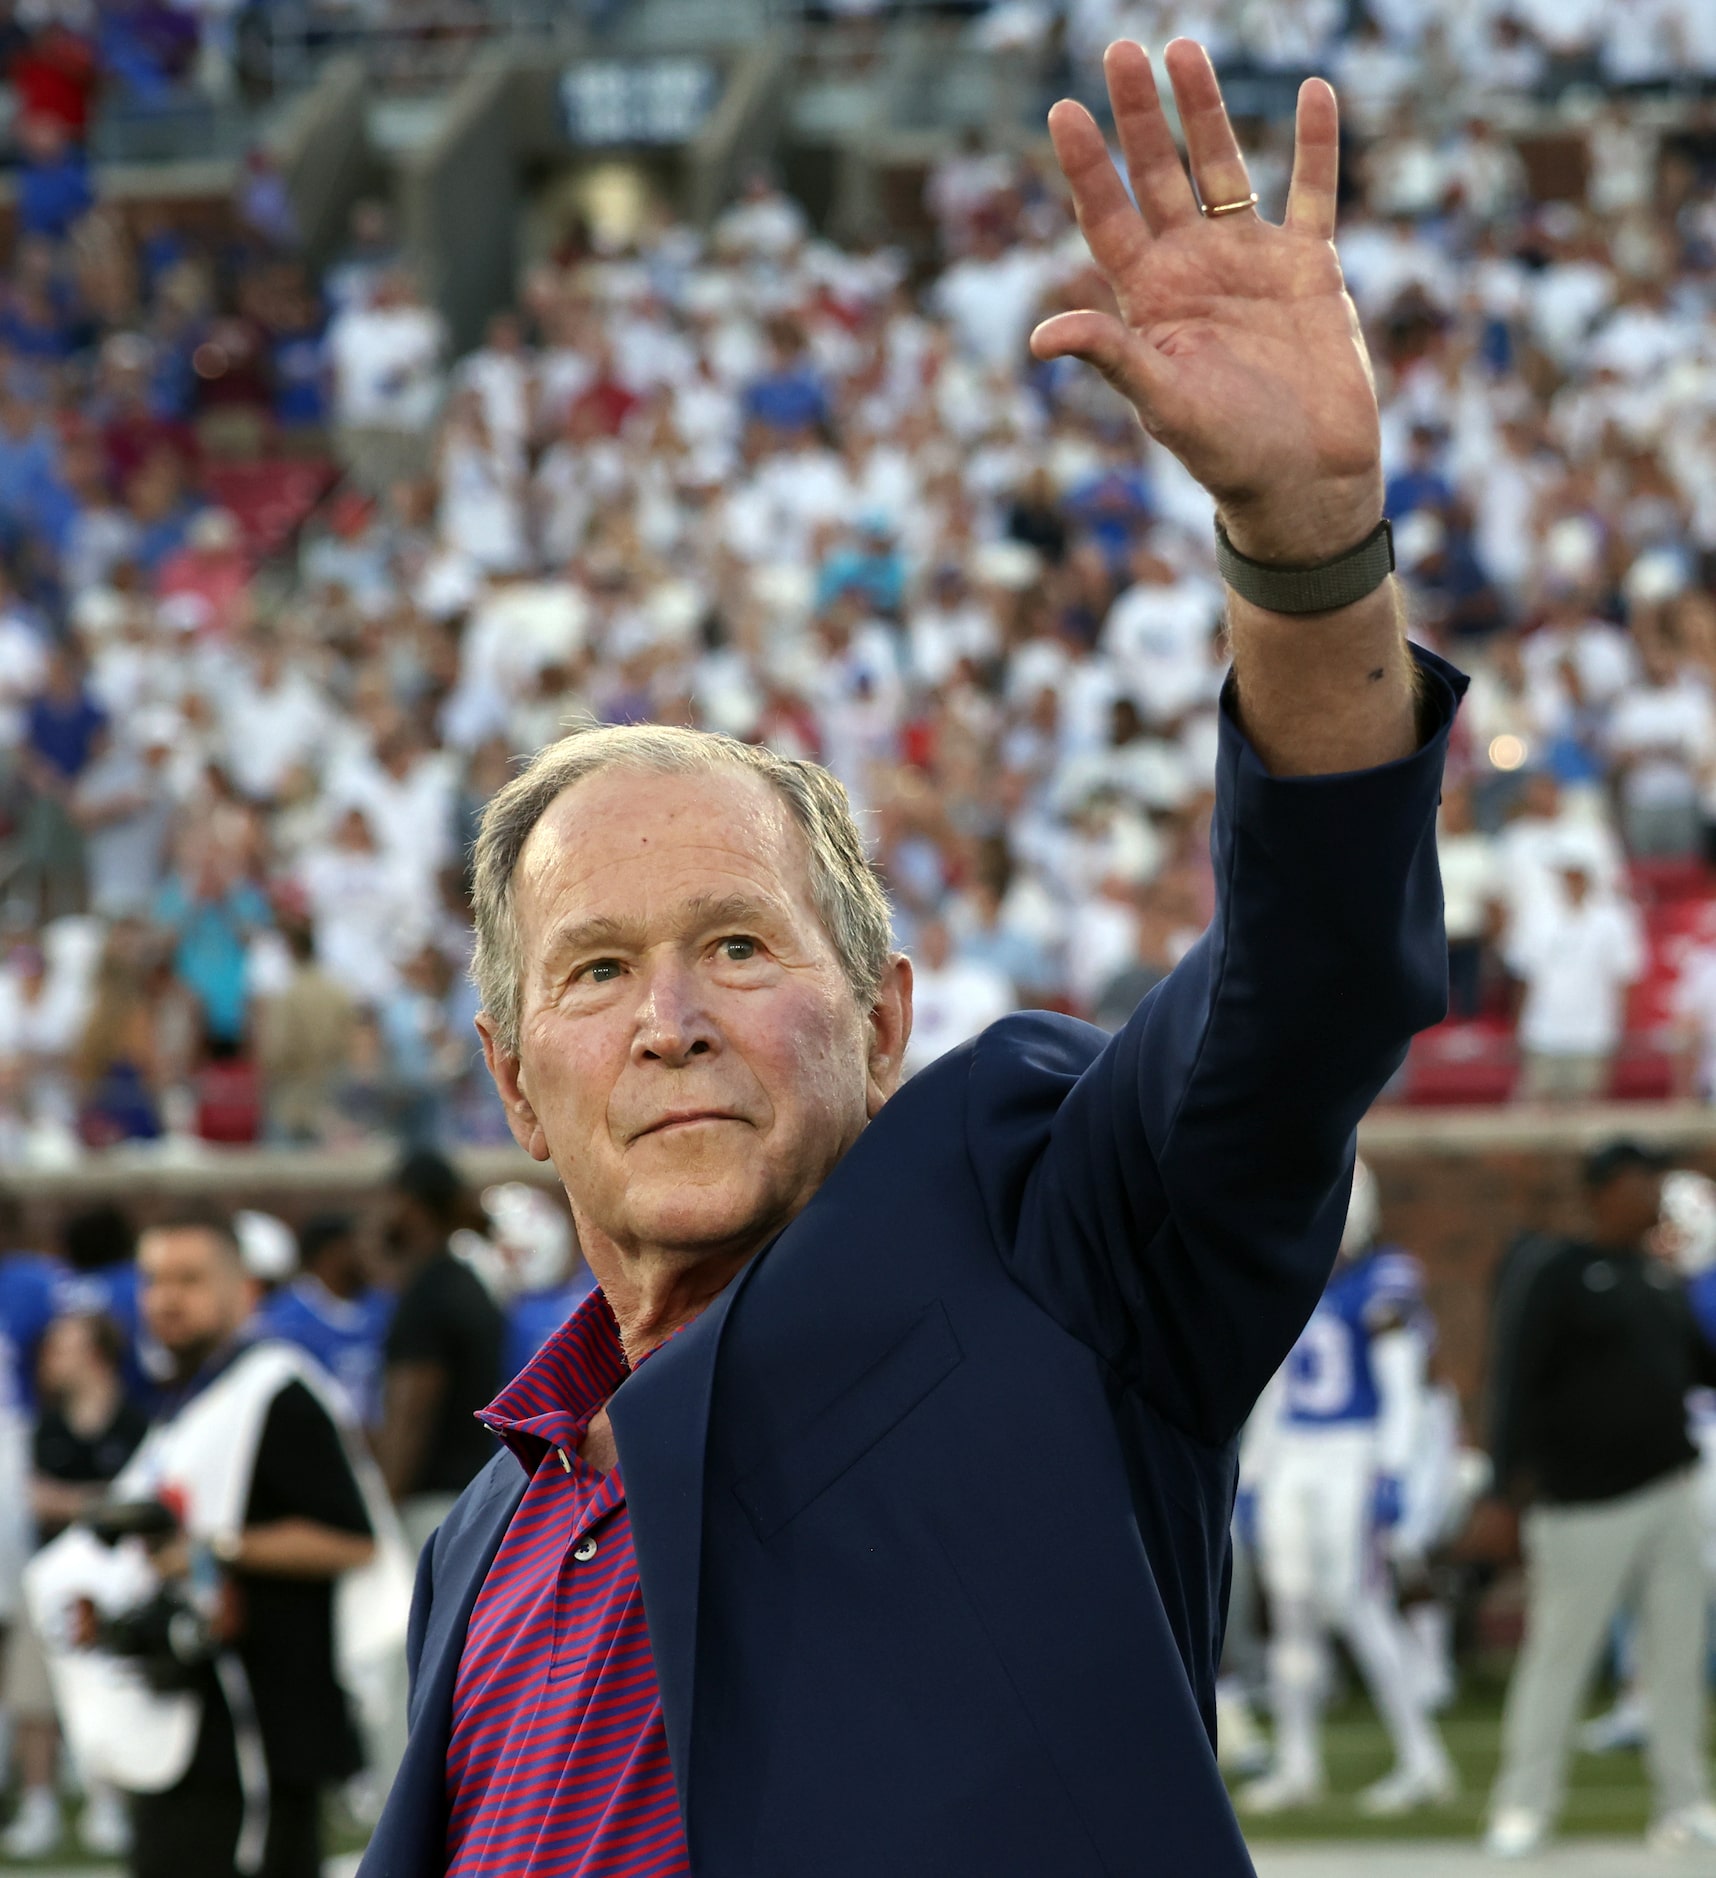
[{"x1": 444, "y1": 1288, "x2": 689, "y2": 1878}]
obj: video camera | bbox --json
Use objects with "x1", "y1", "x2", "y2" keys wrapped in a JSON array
[{"x1": 74, "y1": 1498, "x2": 224, "y2": 1692}]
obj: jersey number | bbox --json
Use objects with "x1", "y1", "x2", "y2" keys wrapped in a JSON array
[{"x1": 1285, "y1": 1314, "x2": 1354, "y2": 1417}]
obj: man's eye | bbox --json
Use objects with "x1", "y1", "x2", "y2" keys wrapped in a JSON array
[
  {"x1": 583, "y1": 959, "x2": 623, "y2": 983},
  {"x1": 720, "y1": 936, "x2": 757, "y2": 962}
]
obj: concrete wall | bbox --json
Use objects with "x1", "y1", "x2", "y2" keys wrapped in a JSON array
[
  {"x1": 400, "y1": 53, "x2": 526, "y2": 356},
  {"x1": 13, "y1": 1103, "x2": 1712, "y2": 1419},
  {"x1": 269, "y1": 54, "x2": 378, "y2": 268}
]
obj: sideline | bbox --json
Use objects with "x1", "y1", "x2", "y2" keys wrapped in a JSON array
[{"x1": 1253, "y1": 1844, "x2": 1669, "y2": 1875}]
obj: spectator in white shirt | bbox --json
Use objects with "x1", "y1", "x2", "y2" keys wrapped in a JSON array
[
  {"x1": 1505, "y1": 856, "x2": 1645, "y2": 1102},
  {"x1": 902, "y1": 916, "x2": 1015, "y2": 1078},
  {"x1": 454, "y1": 311, "x2": 535, "y2": 454},
  {"x1": 328, "y1": 269, "x2": 447, "y2": 489},
  {"x1": 218, "y1": 632, "x2": 331, "y2": 805},
  {"x1": 711, "y1": 171, "x2": 808, "y2": 261},
  {"x1": 1438, "y1": 780, "x2": 1501, "y2": 1019},
  {"x1": 334, "y1": 724, "x2": 457, "y2": 895},
  {"x1": 931, "y1": 226, "x2": 1058, "y2": 372},
  {"x1": 1606, "y1": 640, "x2": 1714, "y2": 858},
  {"x1": 436, "y1": 387, "x2": 528, "y2": 575},
  {"x1": 293, "y1": 804, "x2": 425, "y2": 1008},
  {"x1": 1494, "y1": 769, "x2": 1625, "y2": 928},
  {"x1": 1101, "y1": 542, "x2": 1222, "y2": 730},
  {"x1": 71, "y1": 715, "x2": 178, "y2": 919}
]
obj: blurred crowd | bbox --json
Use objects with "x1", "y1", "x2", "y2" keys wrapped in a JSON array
[
  {"x1": 0, "y1": 1153, "x2": 587, "y2": 1860},
  {"x1": 0, "y1": 9, "x2": 1704, "y2": 1160}
]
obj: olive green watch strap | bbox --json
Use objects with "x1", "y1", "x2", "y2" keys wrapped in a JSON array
[{"x1": 1214, "y1": 516, "x2": 1395, "y2": 615}]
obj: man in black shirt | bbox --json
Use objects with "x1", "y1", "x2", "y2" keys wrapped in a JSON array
[
  {"x1": 127, "y1": 1210, "x2": 376, "y2": 1878},
  {"x1": 373, "y1": 1151, "x2": 503, "y2": 1557},
  {"x1": 1486, "y1": 1141, "x2": 1716, "y2": 1858}
]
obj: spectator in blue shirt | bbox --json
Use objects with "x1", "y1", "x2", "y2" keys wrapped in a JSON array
[
  {"x1": 269, "y1": 280, "x2": 330, "y2": 430},
  {"x1": 0, "y1": 1194, "x2": 64, "y2": 1412},
  {"x1": 0, "y1": 391, "x2": 61, "y2": 534},
  {"x1": 261, "y1": 1214, "x2": 395, "y2": 1431},
  {"x1": 151, "y1": 855, "x2": 272, "y2": 1047},
  {"x1": 125, "y1": 447, "x2": 202, "y2": 575},
  {"x1": 25, "y1": 646, "x2": 106, "y2": 788},
  {"x1": 504, "y1": 1262, "x2": 597, "y2": 1383},
  {"x1": 19, "y1": 642, "x2": 107, "y2": 915},
  {"x1": 15, "y1": 115, "x2": 93, "y2": 241},
  {"x1": 0, "y1": 243, "x2": 84, "y2": 364},
  {"x1": 1385, "y1": 422, "x2": 1455, "y2": 522},
  {"x1": 815, "y1": 515, "x2": 907, "y2": 618},
  {"x1": 1064, "y1": 442, "x2": 1155, "y2": 573},
  {"x1": 742, "y1": 319, "x2": 829, "y2": 436},
  {"x1": 53, "y1": 1201, "x2": 151, "y2": 1400}
]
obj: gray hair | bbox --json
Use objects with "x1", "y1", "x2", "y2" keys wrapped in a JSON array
[{"x1": 470, "y1": 722, "x2": 894, "y2": 1055}]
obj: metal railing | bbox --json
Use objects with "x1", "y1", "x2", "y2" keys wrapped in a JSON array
[{"x1": 251, "y1": 0, "x2": 576, "y2": 97}]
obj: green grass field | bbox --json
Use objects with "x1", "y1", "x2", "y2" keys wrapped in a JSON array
[{"x1": 1230, "y1": 1667, "x2": 1705, "y2": 1842}]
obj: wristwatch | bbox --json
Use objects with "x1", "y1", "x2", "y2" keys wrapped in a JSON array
[{"x1": 1214, "y1": 516, "x2": 1395, "y2": 615}]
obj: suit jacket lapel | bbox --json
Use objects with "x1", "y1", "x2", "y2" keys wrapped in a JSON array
[
  {"x1": 414, "y1": 1463, "x2": 528, "y2": 1720},
  {"x1": 360, "y1": 1462, "x2": 526, "y2": 1878},
  {"x1": 610, "y1": 1253, "x2": 759, "y2": 1819}
]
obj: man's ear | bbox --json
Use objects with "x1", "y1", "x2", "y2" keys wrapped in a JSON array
[
  {"x1": 476, "y1": 1013, "x2": 551, "y2": 1162},
  {"x1": 864, "y1": 953, "x2": 913, "y2": 1118}
]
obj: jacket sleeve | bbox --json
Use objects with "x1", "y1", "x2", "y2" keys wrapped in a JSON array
[
  {"x1": 404, "y1": 1523, "x2": 437, "y2": 1721},
  {"x1": 986, "y1": 646, "x2": 1463, "y2": 1446}
]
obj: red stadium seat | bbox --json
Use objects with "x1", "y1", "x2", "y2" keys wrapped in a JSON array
[
  {"x1": 1607, "y1": 1043, "x2": 1676, "y2": 1102},
  {"x1": 1403, "y1": 1018, "x2": 1518, "y2": 1105},
  {"x1": 201, "y1": 458, "x2": 339, "y2": 562},
  {"x1": 195, "y1": 1055, "x2": 263, "y2": 1145},
  {"x1": 1627, "y1": 857, "x2": 1715, "y2": 908}
]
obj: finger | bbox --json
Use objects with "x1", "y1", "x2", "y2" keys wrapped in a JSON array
[
  {"x1": 1102, "y1": 39, "x2": 1198, "y2": 235},
  {"x1": 1046, "y1": 98, "x2": 1152, "y2": 286},
  {"x1": 1029, "y1": 309, "x2": 1175, "y2": 420},
  {"x1": 1162, "y1": 38, "x2": 1254, "y2": 219},
  {"x1": 1284, "y1": 76, "x2": 1340, "y2": 239}
]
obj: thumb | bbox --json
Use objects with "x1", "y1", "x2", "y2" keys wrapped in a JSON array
[{"x1": 1029, "y1": 309, "x2": 1174, "y2": 424}]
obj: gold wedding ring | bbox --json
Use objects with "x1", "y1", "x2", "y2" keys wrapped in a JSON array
[{"x1": 1201, "y1": 193, "x2": 1259, "y2": 218}]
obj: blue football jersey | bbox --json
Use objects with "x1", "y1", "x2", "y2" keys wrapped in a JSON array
[
  {"x1": 1281, "y1": 1246, "x2": 1425, "y2": 1428},
  {"x1": 1689, "y1": 1266, "x2": 1716, "y2": 1352},
  {"x1": 260, "y1": 1277, "x2": 395, "y2": 1428},
  {"x1": 52, "y1": 1260, "x2": 155, "y2": 1400},
  {"x1": 504, "y1": 1270, "x2": 598, "y2": 1383},
  {"x1": 0, "y1": 1251, "x2": 64, "y2": 1408}
]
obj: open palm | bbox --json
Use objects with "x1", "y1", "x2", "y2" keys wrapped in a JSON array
[{"x1": 1032, "y1": 41, "x2": 1382, "y2": 564}]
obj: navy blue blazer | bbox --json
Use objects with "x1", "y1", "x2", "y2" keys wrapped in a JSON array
[{"x1": 362, "y1": 649, "x2": 1462, "y2": 1878}]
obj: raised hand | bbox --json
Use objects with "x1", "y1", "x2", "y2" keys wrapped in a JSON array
[{"x1": 1031, "y1": 40, "x2": 1381, "y2": 568}]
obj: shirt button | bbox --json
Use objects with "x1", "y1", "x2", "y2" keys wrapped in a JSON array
[
  {"x1": 572, "y1": 1536, "x2": 599, "y2": 1563},
  {"x1": 557, "y1": 1447, "x2": 572, "y2": 1473}
]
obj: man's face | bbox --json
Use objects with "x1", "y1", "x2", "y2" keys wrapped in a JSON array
[
  {"x1": 139, "y1": 1228, "x2": 257, "y2": 1368},
  {"x1": 1593, "y1": 1167, "x2": 1664, "y2": 1249},
  {"x1": 482, "y1": 766, "x2": 909, "y2": 1267}
]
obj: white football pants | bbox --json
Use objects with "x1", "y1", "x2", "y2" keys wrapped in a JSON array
[{"x1": 1256, "y1": 1427, "x2": 1445, "y2": 1783}]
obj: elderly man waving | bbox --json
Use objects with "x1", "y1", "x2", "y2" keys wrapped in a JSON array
[{"x1": 361, "y1": 40, "x2": 1461, "y2": 1878}]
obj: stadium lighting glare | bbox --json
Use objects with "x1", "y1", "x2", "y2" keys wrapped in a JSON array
[{"x1": 1489, "y1": 734, "x2": 1529, "y2": 771}]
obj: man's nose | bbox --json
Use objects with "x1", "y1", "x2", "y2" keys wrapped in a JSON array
[{"x1": 633, "y1": 959, "x2": 719, "y2": 1067}]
